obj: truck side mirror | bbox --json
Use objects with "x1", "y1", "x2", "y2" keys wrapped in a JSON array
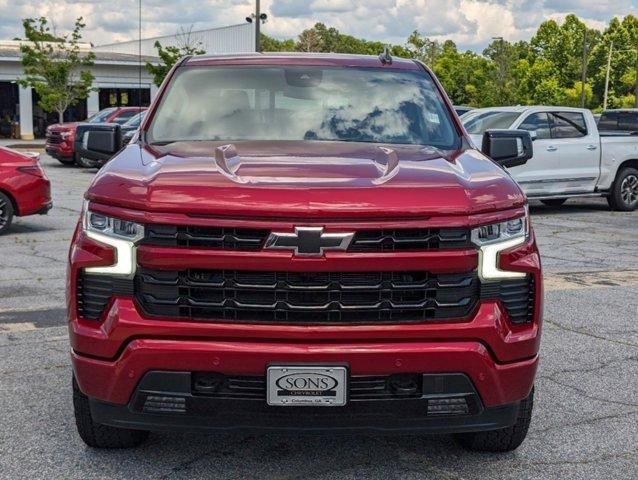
[
  {"x1": 482, "y1": 129, "x2": 533, "y2": 169},
  {"x1": 83, "y1": 125, "x2": 122, "y2": 154}
]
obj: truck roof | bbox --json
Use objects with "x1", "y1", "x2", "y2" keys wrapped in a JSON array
[
  {"x1": 467, "y1": 106, "x2": 591, "y2": 114},
  {"x1": 184, "y1": 52, "x2": 422, "y2": 70}
]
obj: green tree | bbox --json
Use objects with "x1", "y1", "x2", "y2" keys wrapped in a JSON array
[
  {"x1": 274, "y1": 23, "x2": 409, "y2": 57},
  {"x1": 589, "y1": 16, "x2": 638, "y2": 108},
  {"x1": 146, "y1": 40, "x2": 205, "y2": 87},
  {"x1": 564, "y1": 81, "x2": 593, "y2": 106},
  {"x1": 296, "y1": 27, "x2": 323, "y2": 52},
  {"x1": 530, "y1": 15, "x2": 600, "y2": 107},
  {"x1": 18, "y1": 17, "x2": 95, "y2": 123},
  {"x1": 260, "y1": 33, "x2": 295, "y2": 52},
  {"x1": 431, "y1": 41, "x2": 498, "y2": 107},
  {"x1": 406, "y1": 31, "x2": 442, "y2": 66}
]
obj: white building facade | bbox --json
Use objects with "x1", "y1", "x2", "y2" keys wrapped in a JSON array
[
  {"x1": 94, "y1": 23, "x2": 255, "y2": 57},
  {"x1": 0, "y1": 41, "x2": 157, "y2": 140},
  {"x1": 0, "y1": 24, "x2": 254, "y2": 140}
]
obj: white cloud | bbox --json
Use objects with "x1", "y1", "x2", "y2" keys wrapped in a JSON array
[{"x1": 0, "y1": 0, "x2": 636, "y2": 51}]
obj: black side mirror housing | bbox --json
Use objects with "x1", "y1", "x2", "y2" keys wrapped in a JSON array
[
  {"x1": 74, "y1": 124, "x2": 122, "y2": 167},
  {"x1": 84, "y1": 125, "x2": 121, "y2": 154},
  {"x1": 481, "y1": 129, "x2": 533, "y2": 169}
]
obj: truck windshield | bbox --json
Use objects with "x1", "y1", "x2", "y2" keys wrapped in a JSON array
[{"x1": 148, "y1": 66, "x2": 459, "y2": 148}]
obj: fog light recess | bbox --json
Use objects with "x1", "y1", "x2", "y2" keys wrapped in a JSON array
[{"x1": 427, "y1": 396, "x2": 470, "y2": 416}]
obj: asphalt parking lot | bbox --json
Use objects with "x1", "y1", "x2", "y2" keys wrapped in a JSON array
[{"x1": 1, "y1": 152, "x2": 637, "y2": 480}]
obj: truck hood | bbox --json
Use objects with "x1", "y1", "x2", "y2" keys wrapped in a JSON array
[
  {"x1": 87, "y1": 141, "x2": 525, "y2": 218},
  {"x1": 47, "y1": 122, "x2": 78, "y2": 133}
]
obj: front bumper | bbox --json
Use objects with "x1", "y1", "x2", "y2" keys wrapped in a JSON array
[
  {"x1": 45, "y1": 141, "x2": 73, "y2": 159},
  {"x1": 71, "y1": 317, "x2": 538, "y2": 408},
  {"x1": 87, "y1": 370, "x2": 525, "y2": 434}
]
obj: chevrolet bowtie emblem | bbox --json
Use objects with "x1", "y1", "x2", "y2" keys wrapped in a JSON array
[{"x1": 264, "y1": 227, "x2": 354, "y2": 256}]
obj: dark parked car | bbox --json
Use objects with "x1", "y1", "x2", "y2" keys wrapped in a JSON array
[
  {"x1": 0, "y1": 147, "x2": 51, "y2": 234},
  {"x1": 121, "y1": 111, "x2": 147, "y2": 145},
  {"x1": 74, "y1": 111, "x2": 148, "y2": 169},
  {"x1": 598, "y1": 109, "x2": 638, "y2": 134},
  {"x1": 46, "y1": 107, "x2": 146, "y2": 166},
  {"x1": 454, "y1": 106, "x2": 474, "y2": 117}
]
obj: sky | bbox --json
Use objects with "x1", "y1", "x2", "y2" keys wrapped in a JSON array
[{"x1": 1, "y1": 0, "x2": 637, "y2": 52}]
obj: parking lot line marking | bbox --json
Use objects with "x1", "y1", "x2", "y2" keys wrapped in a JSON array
[
  {"x1": 0, "y1": 322, "x2": 37, "y2": 332},
  {"x1": 0, "y1": 305, "x2": 62, "y2": 314},
  {"x1": 544, "y1": 269, "x2": 638, "y2": 291}
]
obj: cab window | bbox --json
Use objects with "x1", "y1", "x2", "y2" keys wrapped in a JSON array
[
  {"x1": 550, "y1": 112, "x2": 587, "y2": 138},
  {"x1": 519, "y1": 113, "x2": 551, "y2": 139}
]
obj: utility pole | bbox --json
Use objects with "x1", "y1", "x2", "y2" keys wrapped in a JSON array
[
  {"x1": 138, "y1": 0, "x2": 142, "y2": 108},
  {"x1": 603, "y1": 41, "x2": 613, "y2": 111},
  {"x1": 491, "y1": 36, "x2": 505, "y2": 104},
  {"x1": 246, "y1": 0, "x2": 267, "y2": 52},
  {"x1": 580, "y1": 30, "x2": 588, "y2": 108},
  {"x1": 255, "y1": 0, "x2": 260, "y2": 52},
  {"x1": 635, "y1": 44, "x2": 638, "y2": 107}
]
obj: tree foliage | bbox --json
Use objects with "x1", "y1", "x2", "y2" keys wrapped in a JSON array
[
  {"x1": 261, "y1": 15, "x2": 638, "y2": 110},
  {"x1": 18, "y1": 17, "x2": 95, "y2": 123},
  {"x1": 146, "y1": 39, "x2": 205, "y2": 87}
]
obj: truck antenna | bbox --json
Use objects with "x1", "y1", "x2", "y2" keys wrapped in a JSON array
[{"x1": 379, "y1": 45, "x2": 393, "y2": 65}]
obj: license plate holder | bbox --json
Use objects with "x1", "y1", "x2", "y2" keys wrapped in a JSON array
[{"x1": 266, "y1": 365, "x2": 347, "y2": 407}]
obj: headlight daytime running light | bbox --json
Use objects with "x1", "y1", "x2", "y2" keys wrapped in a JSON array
[
  {"x1": 472, "y1": 208, "x2": 529, "y2": 281},
  {"x1": 81, "y1": 201, "x2": 144, "y2": 277}
]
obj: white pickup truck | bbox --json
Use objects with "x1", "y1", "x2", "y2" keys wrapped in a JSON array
[{"x1": 461, "y1": 106, "x2": 638, "y2": 211}]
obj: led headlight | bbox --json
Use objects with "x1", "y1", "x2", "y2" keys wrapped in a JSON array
[
  {"x1": 82, "y1": 201, "x2": 144, "y2": 277},
  {"x1": 472, "y1": 209, "x2": 528, "y2": 280}
]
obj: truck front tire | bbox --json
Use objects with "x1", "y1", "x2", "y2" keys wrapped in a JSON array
[
  {"x1": 454, "y1": 388, "x2": 534, "y2": 452},
  {"x1": 73, "y1": 377, "x2": 149, "y2": 448},
  {"x1": 608, "y1": 167, "x2": 638, "y2": 211},
  {"x1": 57, "y1": 156, "x2": 76, "y2": 166}
]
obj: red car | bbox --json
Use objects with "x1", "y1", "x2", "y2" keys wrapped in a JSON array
[
  {"x1": 68, "y1": 53, "x2": 542, "y2": 452},
  {"x1": 0, "y1": 146, "x2": 51, "y2": 233},
  {"x1": 45, "y1": 107, "x2": 146, "y2": 165}
]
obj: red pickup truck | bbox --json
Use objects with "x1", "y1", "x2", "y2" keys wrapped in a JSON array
[
  {"x1": 68, "y1": 53, "x2": 542, "y2": 452},
  {"x1": 45, "y1": 107, "x2": 145, "y2": 165}
]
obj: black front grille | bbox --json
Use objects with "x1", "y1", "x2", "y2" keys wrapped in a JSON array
[
  {"x1": 135, "y1": 269, "x2": 479, "y2": 324},
  {"x1": 350, "y1": 228, "x2": 470, "y2": 251},
  {"x1": 142, "y1": 225, "x2": 471, "y2": 252},
  {"x1": 191, "y1": 373, "x2": 423, "y2": 401},
  {"x1": 144, "y1": 225, "x2": 269, "y2": 250},
  {"x1": 481, "y1": 276, "x2": 535, "y2": 324},
  {"x1": 46, "y1": 132, "x2": 62, "y2": 144},
  {"x1": 76, "y1": 274, "x2": 134, "y2": 320}
]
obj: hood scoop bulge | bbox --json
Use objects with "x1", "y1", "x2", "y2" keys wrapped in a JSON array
[{"x1": 213, "y1": 143, "x2": 401, "y2": 186}]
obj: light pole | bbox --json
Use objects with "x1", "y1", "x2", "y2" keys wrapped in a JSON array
[
  {"x1": 492, "y1": 37, "x2": 505, "y2": 103},
  {"x1": 246, "y1": 0, "x2": 268, "y2": 52},
  {"x1": 580, "y1": 30, "x2": 588, "y2": 108},
  {"x1": 603, "y1": 42, "x2": 613, "y2": 111},
  {"x1": 138, "y1": 0, "x2": 142, "y2": 108},
  {"x1": 602, "y1": 44, "x2": 637, "y2": 111}
]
